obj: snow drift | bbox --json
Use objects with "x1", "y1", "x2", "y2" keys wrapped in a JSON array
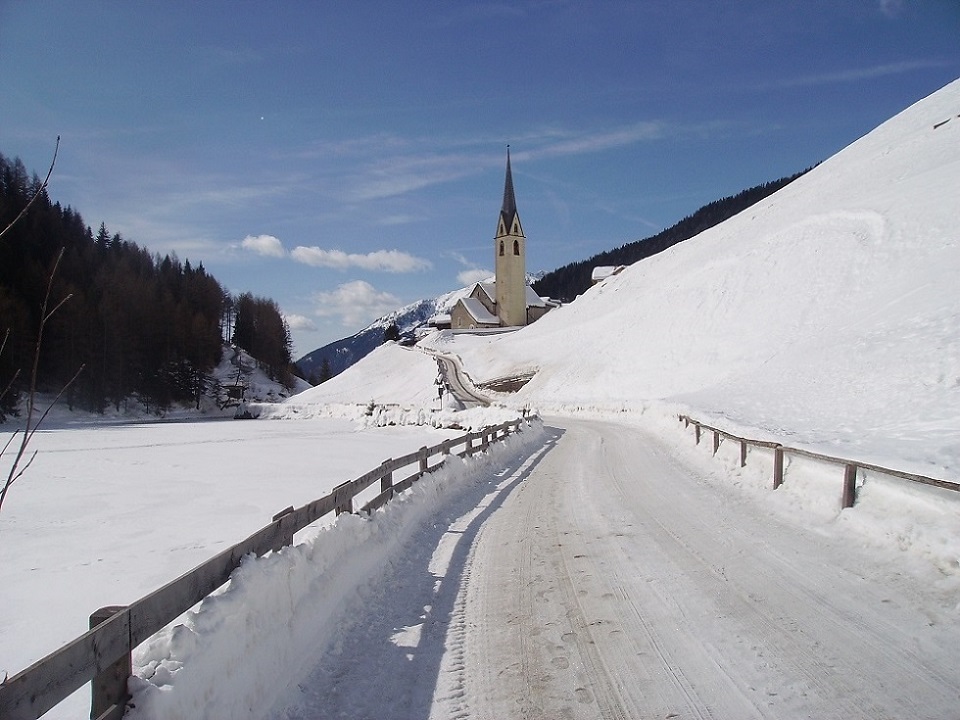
[{"x1": 126, "y1": 422, "x2": 546, "y2": 720}]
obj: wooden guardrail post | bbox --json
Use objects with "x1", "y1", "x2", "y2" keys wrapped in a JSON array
[
  {"x1": 773, "y1": 446, "x2": 784, "y2": 489},
  {"x1": 842, "y1": 463, "x2": 858, "y2": 509},
  {"x1": 381, "y1": 461, "x2": 394, "y2": 499},
  {"x1": 271, "y1": 506, "x2": 296, "y2": 551},
  {"x1": 419, "y1": 447, "x2": 429, "y2": 473},
  {"x1": 740, "y1": 440, "x2": 747, "y2": 468},
  {"x1": 712, "y1": 430, "x2": 720, "y2": 455},
  {"x1": 334, "y1": 481, "x2": 353, "y2": 515},
  {"x1": 465, "y1": 433, "x2": 474, "y2": 456},
  {"x1": 694, "y1": 423, "x2": 701, "y2": 445},
  {"x1": 90, "y1": 606, "x2": 131, "y2": 720}
]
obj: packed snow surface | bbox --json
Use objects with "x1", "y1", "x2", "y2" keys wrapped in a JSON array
[{"x1": 2, "y1": 79, "x2": 959, "y2": 719}]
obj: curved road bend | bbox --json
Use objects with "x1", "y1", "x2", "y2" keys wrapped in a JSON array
[
  {"x1": 429, "y1": 350, "x2": 491, "y2": 407},
  {"x1": 272, "y1": 417, "x2": 960, "y2": 719}
]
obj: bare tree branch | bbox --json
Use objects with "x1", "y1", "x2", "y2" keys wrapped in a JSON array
[
  {"x1": 0, "y1": 138, "x2": 80, "y2": 518},
  {"x1": 0, "y1": 136, "x2": 60, "y2": 243}
]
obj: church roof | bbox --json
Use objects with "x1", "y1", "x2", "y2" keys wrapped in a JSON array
[
  {"x1": 476, "y1": 282, "x2": 496, "y2": 303},
  {"x1": 476, "y1": 280, "x2": 547, "y2": 309},
  {"x1": 459, "y1": 297, "x2": 500, "y2": 325},
  {"x1": 525, "y1": 285, "x2": 547, "y2": 308}
]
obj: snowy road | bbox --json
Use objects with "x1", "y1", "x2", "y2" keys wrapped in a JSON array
[{"x1": 270, "y1": 418, "x2": 960, "y2": 719}]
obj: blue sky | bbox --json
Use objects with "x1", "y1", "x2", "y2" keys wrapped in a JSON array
[{"x1": 1, "y1": 1, "x2": 958, "y2": 357}]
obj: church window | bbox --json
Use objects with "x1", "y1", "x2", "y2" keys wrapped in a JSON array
[
  {"x1": 512, "y1": 223, "x2": 518, "y2": 234},
  {"x1": 513, "y1": 240, "x2": 520, "y2": 255},
  {"x1": 499, "y1": 241, "x2": 504, "y2": 256}
]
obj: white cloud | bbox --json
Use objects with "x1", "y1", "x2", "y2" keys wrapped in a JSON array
[
  {"x1": 284, "y1": 313, "x2": 317, "y2": 331},
  {"x1": 771, "y1": 60, "x2": 948, "y2": 89},
  {"x1": 457, "y1": 268, "x2": 493, "y2": 286},
  {"x1": 531, "y1": 122, "x2": 664, "y2": 160},
  {"x1": 878, "y1": 0, "x2": 903, "y2": 18},
  {"x1": 311, "y1": 280, "x2": 402, "y2": 327},
  {"x1": 378, "y1": 214, "x2": 420, "y2": 226},
  {"x1": 291, "y1": 247, "x2": 431, "y2": 273},
  {"x1": 447, "y1": 251, "x2": 472, "y2": 266},
  {"x1": 241, "y1": 234, "x2": 287, "y2": 257},
  {"x1": 345, "y1": 153, "x2": 476, "y2": 202}
]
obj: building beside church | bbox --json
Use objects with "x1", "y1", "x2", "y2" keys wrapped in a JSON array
[{"x1": 450, "y1": 148, "x2": 555, "y2": 330}]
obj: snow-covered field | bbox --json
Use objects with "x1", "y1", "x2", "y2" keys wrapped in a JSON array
[
  {"x1": 0, "y1": 415, "x2": 472, "y2": 717},
  {"x1": 2, "y1": 78, "x2": 960, "y2": 719}
]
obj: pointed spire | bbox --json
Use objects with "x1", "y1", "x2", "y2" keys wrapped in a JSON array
[{"x1": 500, "y1": 145, "x2": 517, "y2": 222}]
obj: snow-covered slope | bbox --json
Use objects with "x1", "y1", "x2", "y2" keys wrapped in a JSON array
[
  {"x1": 420, "y1": 78, "x2": 960, "y2": 477},
  {"x1": 287, "y1": 343, "x2": 441, "y2": 408}
]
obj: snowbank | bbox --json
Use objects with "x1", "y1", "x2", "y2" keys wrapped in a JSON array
[
  {"x1": 286, "y1": 343, "x2": 440, "y2": 408},
  {"x1": 126, "y1": 420, "x2": 546, "y2": 720}
]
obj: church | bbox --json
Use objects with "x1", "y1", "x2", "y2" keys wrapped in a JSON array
[{"x1": 449, "y1": 148, "x2": 555, "y2": 330}]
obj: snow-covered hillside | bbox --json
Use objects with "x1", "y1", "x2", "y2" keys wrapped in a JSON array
[{"x1": 418, "y1": 77, "x2": 960, "y2": 478}]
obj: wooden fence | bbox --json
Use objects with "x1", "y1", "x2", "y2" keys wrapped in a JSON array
[
  {"x1": 679, "y1": 414, "x2": 960, "y2": 508},
  {"x1": 0, "y1": 418, "x2": 526, "y2": 720}
]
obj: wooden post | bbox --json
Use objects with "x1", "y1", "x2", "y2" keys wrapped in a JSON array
[
  {"x1": 694, "y1": 424, "x2": 701, "y2": 445},
  {"x1": 419, "y1": 447, "x2": 429, "y2": 473},
  {"x1": 740, "y1": 440, "x2": 747, "y2": 468},
  {"x1": 712, "y1": 430, "x2": 720, "y2": 455},
  {"x1": 466, "y1": 433, "x2": 474, "y2": 456},
  {"x1": 271, "y1": 506, "x2": 295, "y2": 550},
  {"x1": 773, "y1": 446, "x2": 784, "y2": 489},
  {"x1": 842, "y1": 463, "x2": 858, "y2": 509},
  {"x1": 334, "y1": 481, "x2": 353, "y2": 515},
  {"x1": 381, "y1": 466, "x2": 393, "y2": 494},
  {"x1": 90, "y1": 606, "x2": 130, "y2": 720}
]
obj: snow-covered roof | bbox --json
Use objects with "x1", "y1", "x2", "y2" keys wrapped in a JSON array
[
  {"x1": 476, "y1": 282, "x2": 496, "y2": 303},
  {"x1": 591, "y1": 265, "x2": 624, "y2": 282},
  {"x1": 459, "y1": 297, "x2": 500, "y2": 325},
  {"x1": 525, "y1": 285, "x2": 547, "y2": 308}
]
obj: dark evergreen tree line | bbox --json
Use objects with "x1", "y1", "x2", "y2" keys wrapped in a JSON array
[
  {"x1": 0, "y1": 151, "x2": 294, "y2": 417},
  {"x1": 231, "y1": 292, "x2": 294, "y2": 387},
  {"x1": 532, "y1": 169, "x2": 811, "y2": 302}
]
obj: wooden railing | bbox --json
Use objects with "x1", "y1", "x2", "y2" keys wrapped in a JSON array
[
  {"x1": 679, "y1": 414, "x2": 959, "y2": 508},
  {"x1": 0, "y1": 419, "x2": 527, "y2": 720}
]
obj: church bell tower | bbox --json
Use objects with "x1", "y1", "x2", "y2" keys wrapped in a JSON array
[{"x1": 494, "y1": 147, "x2": 527, "y2": 326}]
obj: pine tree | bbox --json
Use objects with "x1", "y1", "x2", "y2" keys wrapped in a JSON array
[{"x1": 319, "y1": 357, "x2": 332, "y2": 383}]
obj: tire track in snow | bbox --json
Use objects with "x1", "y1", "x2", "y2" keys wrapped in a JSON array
[
  {"x1": 453, "y1": 417, "x2": 960, "y2": 719},
  {"x1": 623, "y1": 432, "x2": 960, "y2": 716}
]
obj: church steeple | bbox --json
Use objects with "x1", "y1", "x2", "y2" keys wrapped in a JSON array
[
  {"x1": 496, "y1": 146, "x2": 524, "y2": 239},
  {"x1": 494, "y1": 146, "x2": 527, "y2": 326},
  {"x1": 501, "y1": 146, "x2": 517, "y2": 223}
]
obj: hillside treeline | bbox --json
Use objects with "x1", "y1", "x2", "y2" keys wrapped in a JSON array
[
  {"x1": 0, "y1": 151, "x2": 294, "y2": 418},
  {"x1": 533, "y1": 169, "x2": 810, "y2": 302}
]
